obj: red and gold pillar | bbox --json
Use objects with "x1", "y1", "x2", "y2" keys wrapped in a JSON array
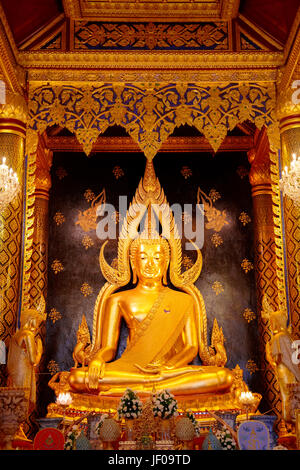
[
  {"x1": 0, "y1": 91, "x2": 27, "y2": 380},
  {"x1": 248, "y1": 128, "x2": 282, "y2": 417},
  {"x1": 277, "y1": 88, "x2": 300, "y2": 339}
]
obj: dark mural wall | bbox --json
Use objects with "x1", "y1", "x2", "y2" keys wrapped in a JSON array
[{"x1": 41, "y1": 149, "x2": 262, "y2": 412}]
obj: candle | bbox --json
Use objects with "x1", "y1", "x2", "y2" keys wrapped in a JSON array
[
  {"x1": 239, "y1": 391, "x2": 256, "y2": 405},
  {"x1": 56, "y1": 392, "x2": 73, "y2": 406}
]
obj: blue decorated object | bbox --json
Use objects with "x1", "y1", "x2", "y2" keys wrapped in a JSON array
[
  {"x1": 251, "y1": 415, "x2": 277, "y2": 449},
  {"x1": 238, "y1": 420, "x2": 270, "y2": 450},
  {"x1": 76, "y1": 430, "x2": 92, "y2": 450},
  {"x1": 202, "y1": 429, "x2": 223, "y2": 450},
  {"x1": 215, "y1": 412, "x2": 239, "y2": 431}
]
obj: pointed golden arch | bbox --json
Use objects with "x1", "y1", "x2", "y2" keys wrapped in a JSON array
[{"x1": 22, "y1": 81, "x2": 286, "y2": 323}]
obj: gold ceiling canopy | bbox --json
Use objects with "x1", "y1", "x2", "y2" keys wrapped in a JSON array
[{"x1": 63, "y1": 0, "x2": 240, "y2": 21}]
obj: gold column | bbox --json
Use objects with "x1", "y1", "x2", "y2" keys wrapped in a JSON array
[
  {"x1": 29, "y1": 135, "x2": 52, "y2": 304},
  {"x1": 277, "y1": 88, "x2": 300, "y2": 339},
  {"x1": 248, "y1": 128, "x2": 282, "y2": 417},
  {"x1": 25, "y1": 135, "x2": 52, "y2": 437},
  {"x1": 0, "y1": 91, "x2": 27, "y2": 369}
]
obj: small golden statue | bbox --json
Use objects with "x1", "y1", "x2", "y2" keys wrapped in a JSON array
[
  {"x1": 48, "y1": 371, "x2": 71, "y2": 397},
  {"x1": 72, "y1": 315, "x2": 91, "y2": 368},
  {"x1": 262, "y1": 294, "x2": 300, "y2": 422},
  {"x1": 68, "y1": 161, "x2": 233, "y2": 398},
  {"x1": 7, "y1": 296, "x2": 46, "y2": 412}
]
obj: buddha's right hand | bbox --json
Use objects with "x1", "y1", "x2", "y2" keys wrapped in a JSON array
[{"x1": 87, "y1": 359, "x2": 105, "y2": 389}]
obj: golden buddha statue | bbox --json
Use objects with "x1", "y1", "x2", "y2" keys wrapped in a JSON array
[
  {"x1": 262, "y1": 295, "x2": 300, "y2": 422},
  {"x1": 68, "y1": 161, "x2": 234, "y2": 399},
  {"x1": 7, "y1": 297, "x2": 46, "y2": 411}
]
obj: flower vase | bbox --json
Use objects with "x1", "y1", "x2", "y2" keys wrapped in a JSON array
[
  {"x1": 160, "y1": 418, "x2": 171, "y2": 440},
  {"x1": 125, "y1": 419, "x2": 135, "y2": 441}
]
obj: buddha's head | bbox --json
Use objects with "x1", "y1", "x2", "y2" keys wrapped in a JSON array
[{"x1": 130, "y1": 233, "x2": 170, "y2": 285}]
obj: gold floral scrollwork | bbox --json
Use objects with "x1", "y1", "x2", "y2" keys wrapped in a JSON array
[
  {"x1": 28, "y1": 82, "x2": 278, "y2": 159},
  {"x1": 239, "y1": 211, "x2": 251, "y2": 226},
  {"x1": 211, "y1": 233, "x2": 223, "y2": 247},
  {"x1": 47, "y1": 360, "x2": 60, "y2": 375},
  {"x1": 82, "y1": 235, "x2": 94, "y2": 250},
  {"x1": 246, "y1": 359, "x2": 259, "y2": 375},
  {"x1": 81, "y1": 282, "x2": 93, "y2": 297},
  {"x1": 49, "y1": 308, "x2": 62, "y2": 324},
  {"x1": 112, "y1": 166, "x2": 124, "y2": 179},
  {"x1": 75, "y1": 188, "x2": 106, "y2": 232},
  {"x1": 241, "y1": 258, "x2": 254, "y2": 274},
  {"x1": 243, "y1": 308, "x2": 256, "y2": 323},
  {"x1": 53, "y1": 211, "x2": 65, "y2": 226},
  {"x1": 51, "y1": 259, "x2": 64, "y2": 274},
  {"x1": 74, "y1": 21, "x2": 229, "y2": 51},
  {"x1": 197, "y1": 187, "x2": 229, "y2": 232},
  {"x1": 84, "y1": 189, "x2": 95, "y2": 202},
  {"x1": 212, "y1": 281, "x2": 224, "y2": 296}
]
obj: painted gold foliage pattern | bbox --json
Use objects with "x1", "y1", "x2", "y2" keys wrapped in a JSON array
[
  {"x1": 241, "y1": 258, "x2": 254, "y2": 273},
  {"x1": 181, "y1": 166, "x2": 192, "y2": 179},
  {"x1": 246, "y1": 359, "x2": 259, "y2": 375},
  {"x1": 208, "y1": 189, "x2": 221, "y2": 202},
  {"x1": 74, "y1": 21, "x2": 229, "y2": 51},
  {"x1": 84, "y1": 189, "x2": 95, "y2": 202},
  {"x1": 182, "y1": 255, "x2": 194, "y2": 271},
  {"x1": 51, "y1": 259, "x2": 64, "y2": 274},
  {"x1": 48, "y1": 308, "x2": 62, "y2": 324},
  {"x1": 82, "y1": 235, "x2": 94, "y2": 250},
  {"x1": 53, "y1": 211, "x2": 65, "y2": 226},
  {"x1": 212, "y1": 281, "x2": 224, "y2": 296},
  {"x1": 197, "y1": 187, "x2": 229, "y2": 232},
  {"x1": 239, "y1": 211, "x2": 251, "y2": 226},
  {"x1": 28, "y1": 83, "x2": 278, "y2": 159},
  {"x1": 75, "y1": 189, "x2": 106, "y2": 232},
  {"x1": 112, "y1": 166, "x2": 124, "y2": 179},
  {"x1": 243, "y1": 308, "x2": 256, "y2": 323},
  {"x1": 211, "y1": 233, "x2": 223, "y2": 247},
  {"x1": 47, "y1": 360, "x2": 60, "y2": 375},
  {"x1": 81, "y1": 282, "x2": 93, "y2": 297}
]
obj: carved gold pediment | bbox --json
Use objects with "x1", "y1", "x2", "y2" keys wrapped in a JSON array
[{"x1": 63, "y1": 0, "x2": 240, "y2": 21}]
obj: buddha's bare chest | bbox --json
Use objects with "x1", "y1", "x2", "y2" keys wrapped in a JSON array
[{"x1": 119, "y1": 294, "x2": 159, "y2": 324}]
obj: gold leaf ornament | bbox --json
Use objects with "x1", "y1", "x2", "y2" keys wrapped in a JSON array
[
  {"x1": 81, "y1": 282, "x2": 93, "y2": 297},
  {"x1": 241, "y1": 258, "x2": 254, "y2": 273},
  {"x1": 212, "y1": 281, "x2": 224, "y2": 296},
  {"x1": 51, "y1": 259, "x2": 64, "y2": 274},
  {"x1": 243, "y1": 308, "x2": 256, "y2": 323}
]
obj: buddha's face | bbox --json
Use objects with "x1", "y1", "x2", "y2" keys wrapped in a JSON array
[{"x1": 135, "y1": 242, "x2": 167, "y2": 283}]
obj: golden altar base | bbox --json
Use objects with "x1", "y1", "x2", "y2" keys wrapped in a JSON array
[{"x1": 47, "y1": 390, "x2": 260, "y2": 423}]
